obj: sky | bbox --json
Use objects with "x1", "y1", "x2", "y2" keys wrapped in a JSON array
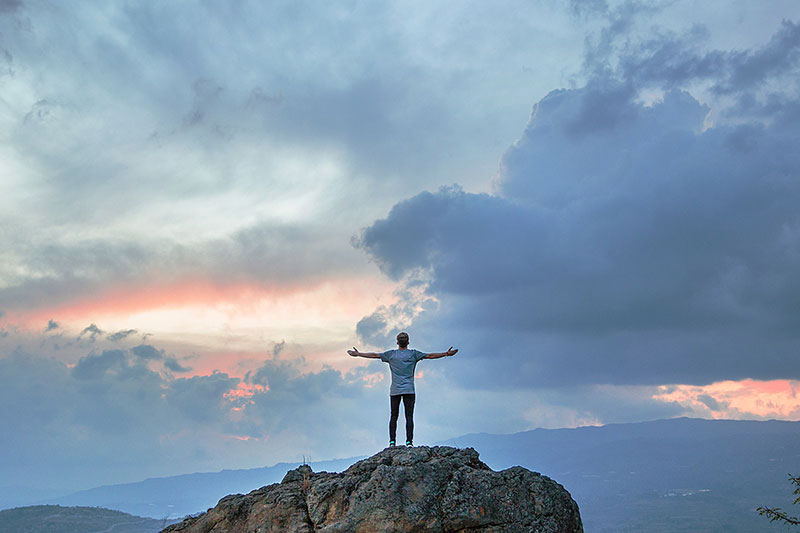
[{"x1": 2, "y1": 0, "x2": 800, "y2": 494}]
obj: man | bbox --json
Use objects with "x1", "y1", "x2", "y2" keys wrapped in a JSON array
[{"x1": 348, "y1": 332, "x2": 457, "y2": 447}]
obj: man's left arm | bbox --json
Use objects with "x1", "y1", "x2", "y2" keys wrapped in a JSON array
[{"x1": 424, "y1": 347, "x2": 458, "y2": 359}]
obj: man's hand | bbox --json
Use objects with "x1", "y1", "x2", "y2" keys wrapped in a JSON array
[
  {"x1": 446, "y1": 346, "x2": 458, "y2": 356},
  {"x1": 347, "y1": 347, "x2": 360, "y2": 357}
]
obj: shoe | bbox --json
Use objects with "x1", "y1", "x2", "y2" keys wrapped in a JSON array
[
  {"x1": 406, "y1": 441, "x2": 413, "y2": 447},
  {"x1": 389, "y1": 440, "x2": 396, "y2": 447}
]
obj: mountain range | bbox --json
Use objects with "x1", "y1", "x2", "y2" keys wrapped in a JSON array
[{"x1": 4, "y1": 417, "x2": 798, "y2": 532}]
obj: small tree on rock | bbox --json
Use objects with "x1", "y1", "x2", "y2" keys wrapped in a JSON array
[{"x1": 758, "y1": 475, "x2": 800, "y2": 526}]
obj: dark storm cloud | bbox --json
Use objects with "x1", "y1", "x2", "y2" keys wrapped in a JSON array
[
  {"x1": 715, "y1": 19, "x2": 800, "y2": 94},
  {"x1": 605, "y1": 18, "x2": 800, "y2": 123},
  {"x1": 614, "y1": 20, "x2": 800, "y2": 92},
  {"x1": 357, "y1": 21, "x2": 800, "y2": 388}
]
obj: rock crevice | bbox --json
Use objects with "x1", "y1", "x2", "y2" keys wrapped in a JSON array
[{"x1": 163, "y1": 446, "x2": 582, "y2": 533}]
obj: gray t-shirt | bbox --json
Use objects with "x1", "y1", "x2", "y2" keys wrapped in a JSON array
[{"x1": 380, "y1": 348, "x2": 428, "y2": 395}]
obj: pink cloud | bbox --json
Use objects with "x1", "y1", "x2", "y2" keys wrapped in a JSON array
[
  {"x1": 653, "y1": 379, "x2": 800, "y2": 420},
  {"x1": 18, "y1": 278, "x2": 306, "y2": 325}
]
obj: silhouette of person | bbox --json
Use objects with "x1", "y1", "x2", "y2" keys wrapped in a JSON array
[{"x1": 348, "y1": 331, "x2": 457, "y2": 447}]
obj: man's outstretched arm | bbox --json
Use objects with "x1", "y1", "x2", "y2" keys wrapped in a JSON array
[
  {"x1": 347, "y1": 347, "x2": 382, "y2": 359},
  {"x1": 425, "y1": 347, "x2": 458, "y2": 359}
]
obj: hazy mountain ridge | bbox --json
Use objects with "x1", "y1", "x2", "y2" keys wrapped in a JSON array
[
  {"x1": 8, "y1": 418, "x2": 797, "y2": 532},
  {"x1": 0, "y1": 504, "x2": 178, "y2": 533},
  {"x1": 41, "y1": 457, "x2": 361, "y2": 521}
]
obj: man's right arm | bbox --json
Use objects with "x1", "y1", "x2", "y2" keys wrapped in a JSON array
[{"x1": 347, "y1": 347, "x2": 382, "y2": 359}]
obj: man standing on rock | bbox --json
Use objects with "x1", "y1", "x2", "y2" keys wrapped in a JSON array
[{"x1": 348, "y1": 332, "x2": 457, "y2": 448}]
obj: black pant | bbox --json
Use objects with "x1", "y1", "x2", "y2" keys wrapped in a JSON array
[{"x1": 389, "y1": 393, "x2": 416, "y2": 443}]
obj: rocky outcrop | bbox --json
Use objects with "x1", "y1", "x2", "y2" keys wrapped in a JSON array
[{"x1": 163, "y1": 446, "x2": 582, "y2": 533}]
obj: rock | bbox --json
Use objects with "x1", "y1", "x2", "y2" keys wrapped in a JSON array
[{"x1": 162, "y1": 446, "x2": 582, "y2": 533}]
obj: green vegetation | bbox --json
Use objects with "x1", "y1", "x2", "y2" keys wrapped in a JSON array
[
  {"x1": 0, "y1": 505, "x2": 176, "y2": 532},
  {"x1": 759, "y1": 475, "x2": 800, "y2": 526}
]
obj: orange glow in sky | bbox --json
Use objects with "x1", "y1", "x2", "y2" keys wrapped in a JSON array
[
  {"x1": 19, "y1": 275, "x2": 395, "y2": 330},
  {"x1": 653, "y1": 379, "x2": 800, "y2": 420},
  {"x1": 12, "y1": 273, "x2": 396, "y2": 358}
]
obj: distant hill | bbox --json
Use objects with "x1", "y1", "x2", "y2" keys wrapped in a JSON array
[
  {"x1": 0, "y1": 505, "x2": 178, "y2": 533},
  {"x1": 436, "y1": 417, "x2": 800, "y2": 532},
  {"x1": 47, "y1": 457, "x2": 361, "y2": 520}
]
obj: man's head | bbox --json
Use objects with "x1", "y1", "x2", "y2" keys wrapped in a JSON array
[{"x1": 396, "y1": 331, "x2": 409, "y2": 348}]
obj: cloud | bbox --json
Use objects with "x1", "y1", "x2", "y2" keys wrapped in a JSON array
[
  {"x1": 0, "y1": 346, "x2": 386, "y2": 489},
  {"x1": 78, "y1": 323, "x2": 104, "y2": 342},
  {"x1": 2, "y1": 0, "x2": 800, "y2": 496},
  {"x1": 71, "y1": 349, "x2": 126, "y2": 380},
  {"x1": 354, "y1": 281, "x2": 436, "y2": 348},
  {"x1": 131, "y1": 344, "x2": 163, "y2": 360},
  {"x1": 272, "y1": 340, "x2": 285, "y2": 358},
  {"x1": 356, "y1": 20, "x2": 800, "y2": 389},
  {"x1": 128, "y1": 343, "x2": 192, "y2": 372},
  {"x1": 0, "y1": 0, "x2": 22, "y2": 14},
  {"x1": 568, "y1": 0, "x2": 608, "y2": 19},
  {"x1": 164, "y1": 356, "x2": 191, "y2": 373},
  {"x1": 108, "y1": 328, "x2": 137, "y2": 341},
  {"x1": 587, "y1": 15, "x2": 800, "y2": 123},
  {"x1": 652, "y1": 379, "x2": 800, "y2": 420},
  {"x1": 696, "y1": 393, "x2": 725, "y2": 411},
  {"x1": 0, "y1": 220, "x2": 360, "y2": 314},
  {"x1": 45, "y1": 319, "x2": 59, "y2": 332}
]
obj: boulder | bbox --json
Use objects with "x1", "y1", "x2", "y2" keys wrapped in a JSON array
[{"x1": 163, "y1": 445, "x2": 582, "y2": 532}]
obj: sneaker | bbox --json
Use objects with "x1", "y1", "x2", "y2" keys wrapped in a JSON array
[
  {"x1": 406, "y1": 441, "x2": 413, "y2": 447},
  {"x1": 389, "y1": 440, "x2": 396, "y2": 447}
]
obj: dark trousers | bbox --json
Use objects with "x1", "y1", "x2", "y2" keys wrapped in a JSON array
[{"x1": 389, "y1": 393, "x2": 416, "y2": 443}]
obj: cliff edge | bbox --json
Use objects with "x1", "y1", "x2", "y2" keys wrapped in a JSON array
[{"x1": 162, "y1": 445, "x2": 582, "y2": 533}]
